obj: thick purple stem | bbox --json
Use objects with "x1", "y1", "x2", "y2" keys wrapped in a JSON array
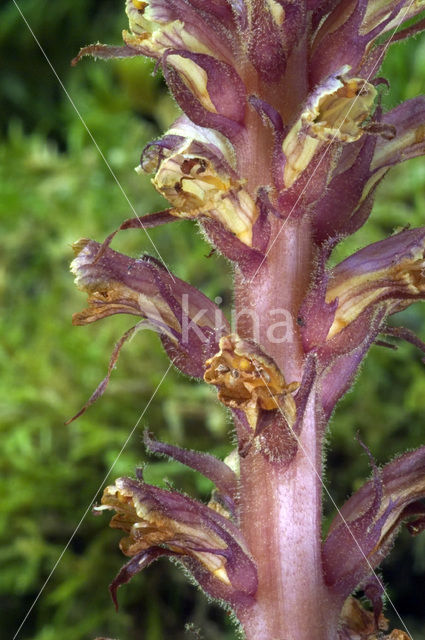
[{"x1": 233, "y1": 218, "x2": 340, "y2": 639}]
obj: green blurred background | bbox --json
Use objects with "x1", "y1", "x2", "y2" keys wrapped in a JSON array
[{"x1": 1, "y1": 2, "x2": 425, "y2": 638}]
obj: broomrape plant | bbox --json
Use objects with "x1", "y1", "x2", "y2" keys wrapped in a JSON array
[{"x1": 70, "y1": 1, "x2": 425, "y2": 638}]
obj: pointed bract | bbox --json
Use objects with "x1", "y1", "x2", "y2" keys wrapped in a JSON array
[{"x1": 143, "y1": 431, "x2": 238, "y2": 516}]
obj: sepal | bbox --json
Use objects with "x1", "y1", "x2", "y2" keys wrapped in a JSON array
[{"x1": 86, "y1": 210, "x2": 178, "y2": 264}]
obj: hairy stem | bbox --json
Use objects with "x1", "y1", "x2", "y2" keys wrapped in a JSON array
[{"x1": 234, "y1": 217, "x2": 339, "y2": 639}]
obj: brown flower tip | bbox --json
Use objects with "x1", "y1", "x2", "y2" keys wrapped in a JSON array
[
  {"x1": 340, "y1": 596, "x2": 389, "y2": 638},
  {"x1": 204, "y1": 334, "x2": 299, "y2": 429},
  {"x1": 99, "y1": 479, "x2": 231, "y2": 585},
  {"x1": 387, "y1": 631, "x2": 412, "y2": 640}
]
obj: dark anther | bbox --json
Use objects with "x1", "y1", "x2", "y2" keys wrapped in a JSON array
[{"x1": 197, "y1": 159, "x2": 207, "y2": 174}]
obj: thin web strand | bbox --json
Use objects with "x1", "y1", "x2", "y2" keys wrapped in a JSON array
[{"x1": 12, "y1": 362, "x2": 174, "y2": 640}]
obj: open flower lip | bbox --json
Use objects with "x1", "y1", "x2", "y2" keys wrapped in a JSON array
[
  {"x1": 141, "y1": 123, "x2": 258, "y2": 246},
  {"x1": 96, "y1": 475, "x2": 258, "y2": 608}
]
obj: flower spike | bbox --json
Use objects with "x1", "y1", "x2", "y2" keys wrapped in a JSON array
[{"x1": 70, "y1": 0, "x2": 425, "y2": 636}]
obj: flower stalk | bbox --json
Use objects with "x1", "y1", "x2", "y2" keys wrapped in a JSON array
[{"x1": 70, "y1": 1, "x2": 425, "y2": 638}]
